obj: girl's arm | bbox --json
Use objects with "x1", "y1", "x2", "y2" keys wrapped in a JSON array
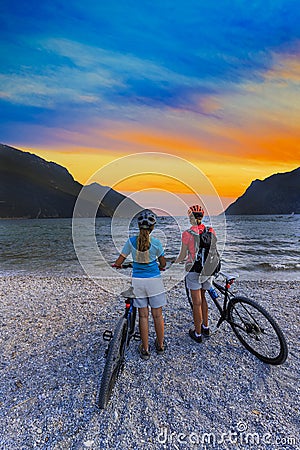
[
  {"x1": 158, "y1": 254, "x2": 166, "y2": 270},
  {"x1": 175, "y1": 243, "x2": 188, "y2": 263},
  {"x1": 113, "y1": 254, "x2": 126, "y2": 268}
]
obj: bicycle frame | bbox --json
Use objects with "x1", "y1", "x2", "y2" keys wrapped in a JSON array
[
  {"x1": 185, "y1": 271, "x2": 237, "y2": 330},
  {"x1": 212, "y1": 276, "x2": 235, "y2": 328},
  {"x1": 183, "y1": 271, "x2": 288, "y2": 366},
  {"x1": 103, "y1": 296, "x2": 139, "y2": 346}
]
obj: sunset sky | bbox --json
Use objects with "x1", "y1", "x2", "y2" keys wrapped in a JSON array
[{"x1": 1, "y1": 1, "x2": 300, "y2": 214}]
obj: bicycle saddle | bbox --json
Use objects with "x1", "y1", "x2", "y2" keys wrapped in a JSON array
[
  {"x1": 120, "y1": 286, "x2": 136, "y2": 298},
  {"x1": 218, "y1": 272, "x2": 239, "y2": 284}
]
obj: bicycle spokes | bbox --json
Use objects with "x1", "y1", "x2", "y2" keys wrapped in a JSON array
[
  {"x1": 228, "y1": 296, "x2": 288, "y2": 365},
  {"x1": 235, "y1": 318, "x2": 264, "y2": 337},
  {"x1": 232, "y1": 305, "x2": 279, "y2": 350}
]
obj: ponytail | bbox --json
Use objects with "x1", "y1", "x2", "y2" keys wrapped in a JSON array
[{"x1": 136, "y1": 227, "x2": 152, "y2": 263}]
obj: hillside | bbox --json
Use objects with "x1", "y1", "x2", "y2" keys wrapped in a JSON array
[
  {"x1": 225, "y1": 167, "x2": 300, "y2": 215},
  {"x1": 0, "y1": 144, "x2": 140, "y2": 219}
]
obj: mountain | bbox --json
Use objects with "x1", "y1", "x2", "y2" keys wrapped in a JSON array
[
  {"x1": 0, "y1": 144, "x2": 141, "y2": 219},
  {"x1": 225, "y1": 167, "x2": 300, "y2": 215},
  {"x1": 73, "y1": 182, "x2": 141, "y2": 219}
]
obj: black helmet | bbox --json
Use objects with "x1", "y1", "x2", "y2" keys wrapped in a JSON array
[{"x1": 137, "y1": 209, "x2": 156, "y2": 229}]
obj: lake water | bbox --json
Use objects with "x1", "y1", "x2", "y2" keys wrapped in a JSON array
[{"x1": 0, "y1": 215, "x2": 299, "y2": 281}]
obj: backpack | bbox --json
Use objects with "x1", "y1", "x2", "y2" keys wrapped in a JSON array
[{"x1": 187, "y1": 226, "x2": 221, "y2": 276}]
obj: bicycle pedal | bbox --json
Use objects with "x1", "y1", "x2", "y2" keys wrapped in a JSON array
[
  {"x1": 103, "y1": 330, "x2": 113, "y2": 341},
  {"x1": 132, "y1": 332, "x2": 141, "y2": 341}
]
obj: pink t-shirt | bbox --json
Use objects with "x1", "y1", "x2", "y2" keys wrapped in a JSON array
[{"x1": 182, "y1": 224, "x2": 215, "y2": 262}]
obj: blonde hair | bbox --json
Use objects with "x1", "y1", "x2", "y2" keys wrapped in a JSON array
[{"x1": 136, "y1": 226, "x2": 153, "y2": 263}]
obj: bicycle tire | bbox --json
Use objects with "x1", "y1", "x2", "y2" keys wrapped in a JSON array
[
  {"x1": 97, "y1": 316, "x2": 128, "y2": 409},
  {"x1": 228, "y1": 296, "x2": 288, "y2": 365}
]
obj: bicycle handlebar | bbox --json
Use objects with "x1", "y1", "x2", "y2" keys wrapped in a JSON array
[
  {"x1": 111, "y1": 261, "x2": 169, "y2": 270},
  {"x1": 111, "y1": 262, "x2": 133, "y2": 269}
]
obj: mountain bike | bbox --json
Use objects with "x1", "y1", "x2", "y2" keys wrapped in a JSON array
[
  {"x1": 185, "y1": 271, "x2": 288, "y2": 365},
  {"x1": 97, "y1": 286, "x2": 140, "y2": 409}
]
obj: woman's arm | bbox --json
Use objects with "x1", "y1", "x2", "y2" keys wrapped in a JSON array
[
  {"x1": 174, "y1": 243, "x2": 188, "y2": 263},
  {"x1": 113, "y1": 254, "x2": 126, "y2": 268}
]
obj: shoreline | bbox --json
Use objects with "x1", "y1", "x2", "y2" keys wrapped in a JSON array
[
  {"x1": 0, "y1": 276, "x2": 299, "y2": 449},
  {"x1": 0, "y1": 269, "x2": 300, "y2": 286}
]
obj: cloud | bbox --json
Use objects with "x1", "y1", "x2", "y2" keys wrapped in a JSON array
[{"x1": 1, "y1": 0, "x2": 300, "y2": 178}]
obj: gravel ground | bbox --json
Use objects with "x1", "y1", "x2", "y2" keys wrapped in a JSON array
[{"x1": 0, "y1": 276, "x2": 299, "y2": 450}]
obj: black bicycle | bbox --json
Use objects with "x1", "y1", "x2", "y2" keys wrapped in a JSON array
[
  {"x1": 97, "y1": 286, "x2": 140, "y2": 409},
  {"x1": 185, "y1": 271, "x2": 288, "y2": 365}
]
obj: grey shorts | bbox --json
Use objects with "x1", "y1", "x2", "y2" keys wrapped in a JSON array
[
  {"x1": 185, "y1": 271, "x2": 213, "y2": 291},
  {"x1": 132, "y1": 277, "x2": 167, "y2": 309}
]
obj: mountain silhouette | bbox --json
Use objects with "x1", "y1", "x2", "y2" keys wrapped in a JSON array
[
  {"x1": 0, "y1": 144, "x2": 141, "y2": 219},
  {"x1": 225, "y1": 167, "x2": 300, "y2": 215}
]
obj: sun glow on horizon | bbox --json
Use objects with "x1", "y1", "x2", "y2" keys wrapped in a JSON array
[{"x1": 24, "y1": 145, "x2": 299, "y2": 204}]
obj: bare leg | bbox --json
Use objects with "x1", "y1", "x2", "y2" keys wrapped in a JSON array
[
  {"x1": 191, "y1": 289, "x2": 202, "y2": 334},
  {"x1": 138, "y1": 307, "x2": 149, "y2": 351},
  {"x1": 201, "y1": 289, "x2": 208, "y2": 327},
  {"x1": 151, "y1": 307, "x2": 164, "y2": 348}
]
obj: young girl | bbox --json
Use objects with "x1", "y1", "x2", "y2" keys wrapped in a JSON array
[
  {"x1": 113, "y1": 210, "x2": 166, "y2": 360},
  {"x1": 175, "y1": 205, "x2": 216, "y2": 343}
]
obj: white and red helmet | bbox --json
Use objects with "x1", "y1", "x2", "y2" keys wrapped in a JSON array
[{"x1": 187, "y1": 205, "x2": 204, "y2": 218}]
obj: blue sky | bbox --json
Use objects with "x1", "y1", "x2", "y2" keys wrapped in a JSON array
[{"x1": 1, "y1": 0, "x2": 300, "y2": 211}]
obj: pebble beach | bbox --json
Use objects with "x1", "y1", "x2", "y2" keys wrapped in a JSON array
[{"x1": 0, "y1": 276, "x2": 299, "y2": 450}]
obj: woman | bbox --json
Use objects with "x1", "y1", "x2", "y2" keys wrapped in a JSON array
[
  {"x1": 113, "y1": 209, "x2": 166, "y2": 360},
  {"x1": 175, "y1": 205, "x2": 216, "y2": 343}
]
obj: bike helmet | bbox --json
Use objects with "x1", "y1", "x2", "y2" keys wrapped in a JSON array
[
  {"x1": 187, "y1": 205, "x2": 204, "y2": 218},
  {"x1": 137, "y1": 209, "x2": 157, "y2": 229}
]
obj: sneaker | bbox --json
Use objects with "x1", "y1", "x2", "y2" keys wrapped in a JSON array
[
  {"x1": 138, "y1": 343, "x2": 150, "y2": 360},
  {"x1": 201, "y1": 324, "x2": 210, "y2": 337},
  {"x1": 189, "y1": 329, "x2": 202, "y2": 343},
  {"x1": 155, "y1": 338, "x2": 165, "y2": 355}
]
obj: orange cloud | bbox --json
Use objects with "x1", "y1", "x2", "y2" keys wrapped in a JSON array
[
  {"x1": 26, "y1": 45, "x2": 300, "y2": 201},
  {"x1": 264, "y1": 52, "x2": 300, "y2": 83},
  {"x1": 207, "y1": 122, "x2": 300, "y2": 163},
  {"x1": 113, "y1": 173, "x2": 197, "y2": 194},
  {"x1": 102, "y1": 126, "x2": 207, "y2": 155}
]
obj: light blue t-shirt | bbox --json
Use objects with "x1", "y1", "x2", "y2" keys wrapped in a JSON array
[{"x1": 121, "y1": 236, "x2": 164, "y2": 278}]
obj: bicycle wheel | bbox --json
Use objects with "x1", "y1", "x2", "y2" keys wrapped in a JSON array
[
  {"x1": 228, "y1": 296, "x2": 288, "y2": 365},
  {"x1": 97, "y1": 316, "x2": 128, "y2": 409}
]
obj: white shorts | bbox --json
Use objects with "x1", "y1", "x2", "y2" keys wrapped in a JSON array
[
  {"x1": 132, "y1": 277, "x2": 167, "y2": 309},
  {"x1": 185, "y1": 271, "x2": 213, "y2": 291}
]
